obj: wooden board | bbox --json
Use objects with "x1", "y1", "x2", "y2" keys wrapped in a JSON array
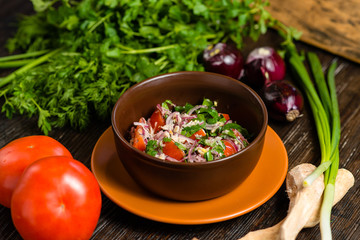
[{"x1": 267, "y1": 0, "x2": 360, "y2": 64}]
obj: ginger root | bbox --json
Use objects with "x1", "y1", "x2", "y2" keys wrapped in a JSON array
[{"x1": 239, "y1": 163, "x2": 355, "y2": 240}]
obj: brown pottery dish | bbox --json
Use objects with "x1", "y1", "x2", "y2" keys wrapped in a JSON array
[{"x1": 111, "y1": 71, "x2": 268, "y2": 201}]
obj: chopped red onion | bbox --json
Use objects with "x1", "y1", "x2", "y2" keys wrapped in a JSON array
[
  {"x1": 177, "y1": 134, "x2": 196, "y2": 145},
  {"x1": 187, "y1": 146, "x2": 195, "y2": 163},
  {"x1": 227, "y1": 139, "x2": 238, "y2": 152},
  {"x1": 165, "y1": 156, "x2": 183, "y2": 162},
  {"x1": 188, "y1": 105, "x2": 206, "y2": 115}
]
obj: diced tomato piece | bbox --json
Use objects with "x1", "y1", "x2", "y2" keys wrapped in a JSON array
[
  {"x1": 149, "y1": 109, "x2": 165, "y2": 133},
  {"x1": 132, "y1": 134, "x2": 146, "y2": 151},
  {"x1": 219, "y1": 113, "x2": 230, "y2": 121},
  {"x1": 222, "y1": 139, "x2": 237, "y2": 157},
  {"x1": 163, "y1": 141, "x2": 185, "y2": 161},
  {"x1": 189, "y1": 129, "x2": 206, "y2": 140},
  {"x1": 132, "y1": 118, "x2": 146, "y2": 151},
  {"x1": 134, "y1": 117, "x2": 146, "y2": 136}
]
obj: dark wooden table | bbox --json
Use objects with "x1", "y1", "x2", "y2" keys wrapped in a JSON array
[{"x1": 1, "y1": 1, "x2": 359, "y2": 239}]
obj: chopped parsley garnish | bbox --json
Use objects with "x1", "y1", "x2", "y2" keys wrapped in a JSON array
[
  {"x1": 161, "y1": 100, "x2": 173, "y2": 110},
  {"x1": 204, "y1": 151, "x2": 214, "y2": 161},
  {"x1": 145, "y1": 140, "x2": 158, "y2": 157},
  {"x1": 175, "y1": 142, "x2": 187, "y2": 151},
  {"x1": 221, "y1": 129, "x2": 237, "y2": 139},
  {"x1": 223, "y1": 122, "x2": 251, "y2": 139},
  {"x1": 181, "y1": 123, "x2": 206, "y2": 137},
  {"x1": 163, "y1": 137, "x2": 172, "y2": 142},
  {"x1": 174, "y1": 103, "x2": 194, "y2": 113},
  {"x1": 202, "y1": 98, "x2": 215, "y2": 107}
]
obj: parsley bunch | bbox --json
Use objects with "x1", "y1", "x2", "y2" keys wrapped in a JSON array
[{"x1": 0, "y1": 0, "x2": 295, "y2": 134}]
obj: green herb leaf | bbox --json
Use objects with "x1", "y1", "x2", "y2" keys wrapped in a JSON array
[
  {"x1": 163, "y1": 137, "x2": 172, "y2": 143},
  {"x1": 161, "y1": 100, "x2": 173, "y2": 110},
  {"x1": 202, "y1": 98, "x2": 214, "y2": 107},
  {"x1": 223, "y1": 122, "x2": 250, "y2": 138},
  {"x1": 204, "y1": 150, "x2": 213, "y2": 161},
  {"x1": 175, "y1": 142, "x2": 187, "y2": 151},
  {"x1": 146, "y1": 140, "x2": 158, "y2": 157},
  {"x1": 181, "y1": 123, "x2": 205, "y2": 137},
  {"x1": 221, "y1": 129, "x2": 237, "y2": 139}
]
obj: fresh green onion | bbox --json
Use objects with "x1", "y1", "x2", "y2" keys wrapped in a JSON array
[
  {"x1": 288, "y1": 54, "x2": 331, "y2": 186},
  {"x1": 320, "y1": 149, "x2": 339, "y2": 239},
  {"x1": 319, "y1": 61, "x2": 340, "y2": 240},
  {"x1": 327, "y1": 61, "x2": 341, "y2": 167},
  {"x1": 287, "y1": 47, "x2": 340, "y2": 240},
  {"x1": 307, "y1": 52, "x2": 332, "y2": 119}
]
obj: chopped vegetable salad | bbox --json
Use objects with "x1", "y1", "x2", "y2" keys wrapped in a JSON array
[{"x1": 130, "y1": 99, "x2": 250, "y2": 162}]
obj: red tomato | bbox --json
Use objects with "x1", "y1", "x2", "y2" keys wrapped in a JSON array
[
  {"x1": 132, "y1": 117, "x2": 146, "y2": 151},
  {"x1": 163, "y1": 141, "x2": 185, "y2": 161},
  {"x1": 149, "y1": 109, "x2": 165, "y2": 133},
  {"x1": 219, "y1": 113, "x2": 230, "y2": 121},
  {"x1": 189, "y1": 129, "x2": 206, "y2": 140},
  {"x1": 132, "y1": 133, "x2": 146, "y2": 151},
  {"x1": 0, "y1": 136, "x2": 73, "y2": 208},
  {"x1": 11, "y1": 156, "x2": 101, "y2": 240},
  {"x1": 222, "y1": 139, "x2": 237, "y2": 157}
]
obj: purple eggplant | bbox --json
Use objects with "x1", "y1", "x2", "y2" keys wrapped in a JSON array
[
  {"x1": 262, "y1": 80, "x2": 304, "y2": 122},
  {"x1": 203, "y1": 42, "x2": 244, "y2": 80},
  {"x1": 243, "y1": 46, "x2": 286, "y2": 89}
]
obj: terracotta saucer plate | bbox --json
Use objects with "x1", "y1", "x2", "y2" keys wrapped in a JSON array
[{"x1": 91, "y1": 126, "x2": 288, "y2": 225}]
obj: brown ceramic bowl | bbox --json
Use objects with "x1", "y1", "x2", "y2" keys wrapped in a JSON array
[{"x1": 111, "y1": 71, "x2": 268, "y2": 201}]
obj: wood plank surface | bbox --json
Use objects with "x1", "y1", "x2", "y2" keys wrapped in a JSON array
[
  {"x1": 267, "y1": 0, "x2": 360, "y2": 64},
  {"x1": 0, "y1": 1, "x2": 360, "y2": 240}
]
